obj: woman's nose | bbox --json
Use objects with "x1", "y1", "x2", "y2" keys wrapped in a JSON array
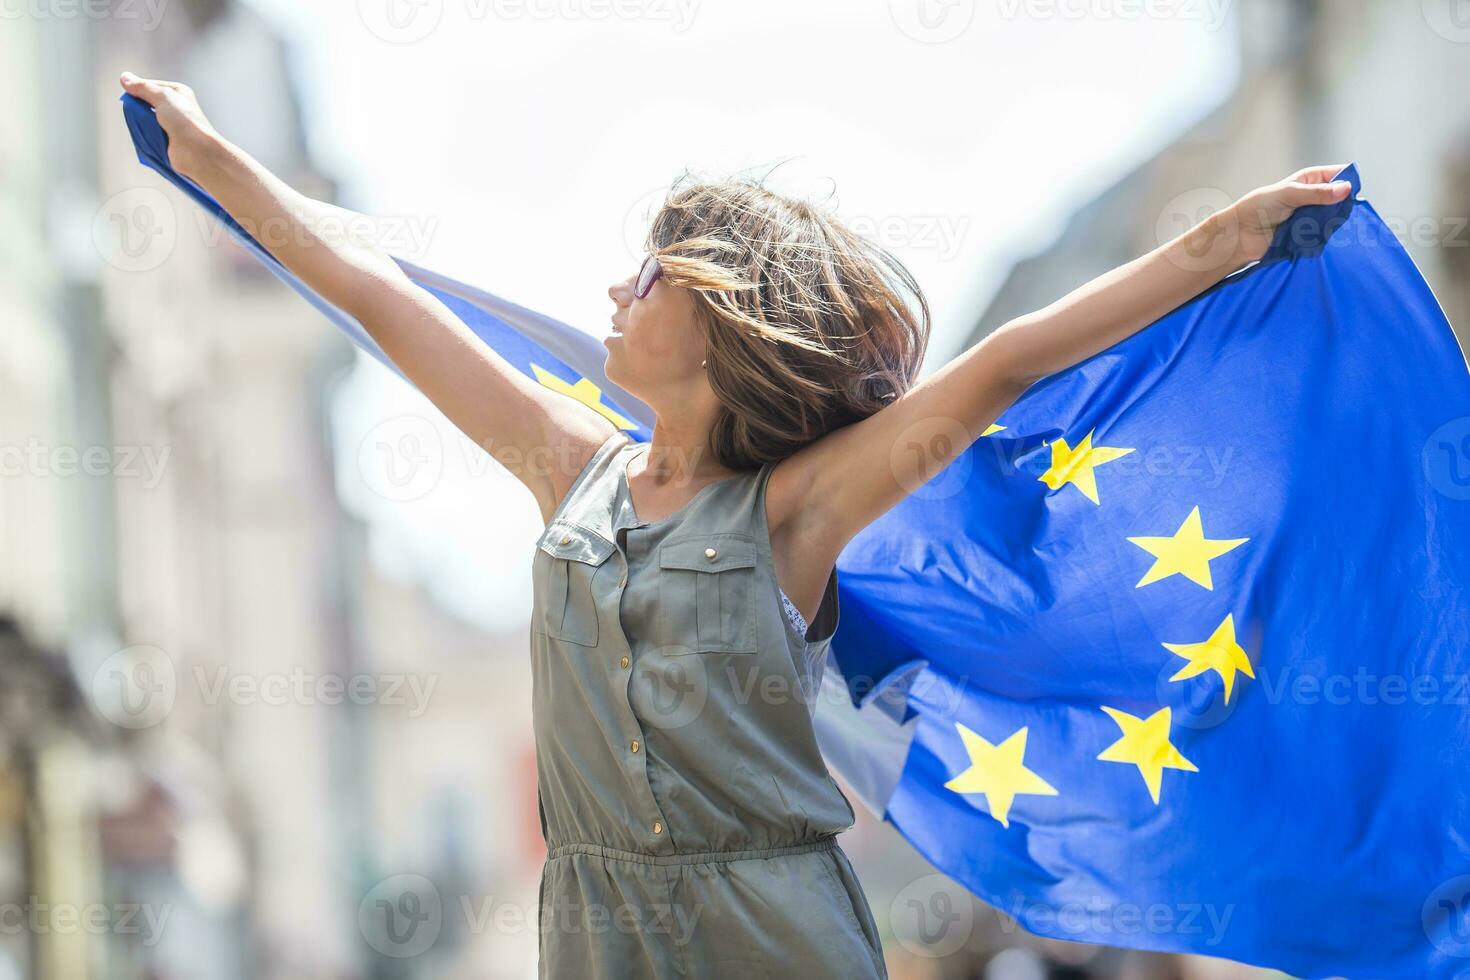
[{"x1": 608, "y1": 278, "x2": 633, "y2": 306}]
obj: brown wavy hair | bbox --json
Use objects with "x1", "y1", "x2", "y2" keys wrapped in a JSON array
[{"x1": 645, "y1": 171, "x2": 931, "y2": 471}]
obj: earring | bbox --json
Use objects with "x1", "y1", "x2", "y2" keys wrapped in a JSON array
[{"x1": 701, "y1": 359, "x2": 707, "y2": 368}]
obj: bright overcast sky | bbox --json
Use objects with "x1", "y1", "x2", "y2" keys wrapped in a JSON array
[{"x1": 242, "y1": 0, "x2": 1238, "y2": 634}]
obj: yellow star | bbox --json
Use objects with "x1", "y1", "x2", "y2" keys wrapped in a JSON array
[
  {"x1": 1037, "y1": 430, "x2": 1134, "y2": 504},
  {"x1": 1162, "y1": 614, "x2": 1255, "y2": 703},
  {"x1": 943, "y1": 723, "x2": 1058, "y2": 828},
  {"x1": 1096, "y1": 706, "x2": 1198, "y2": 804},
  {"x1": 983, "y1": 423, "x2": 1006, "y2": 436},
  {"x1": 1127, "y1": 506, "x2": 1247, "y2": 590},
  {"x1": 531, "y1": 364, "x2": 636, "y2": 430}
]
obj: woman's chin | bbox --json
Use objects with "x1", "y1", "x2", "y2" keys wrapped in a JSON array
[{"x1": 601, "y1": 346, "x2": 625, "y2": 385}]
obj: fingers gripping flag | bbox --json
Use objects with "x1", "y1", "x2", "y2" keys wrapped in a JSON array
[{"x1": 122, "y1": 92, "x2": 1470, "y2": 976}]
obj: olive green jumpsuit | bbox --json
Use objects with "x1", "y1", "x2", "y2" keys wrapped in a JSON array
[{"x1": 530, "y1": 430, "x2": 887, "y2": 979}]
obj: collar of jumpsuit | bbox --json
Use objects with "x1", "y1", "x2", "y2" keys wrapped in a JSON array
[{"x1": 526, "y1": 430, "x2": 889, "y2": 979}]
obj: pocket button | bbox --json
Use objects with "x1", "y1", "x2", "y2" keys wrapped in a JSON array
[
  {"x1": 536, "y1": 522, "x2": 615, "y2": 647},
  {"x1": 656, "y1": 535, "x2": 757, "y2": 654}
]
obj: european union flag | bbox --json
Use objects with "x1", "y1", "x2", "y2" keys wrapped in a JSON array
[
  {"x1": 830, "y1": 164, "x2": 1470, "y2": 976},
  {"x1": 122, "y1": 90, "x2": 1470, "y2": 976}
]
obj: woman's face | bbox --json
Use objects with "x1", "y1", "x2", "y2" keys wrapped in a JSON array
[{"x1": 604, "y1": 259, "x2": 708, "y2": 400}]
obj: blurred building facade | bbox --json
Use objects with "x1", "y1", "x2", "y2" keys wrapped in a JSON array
[
  {"x1": 2, "y1": 9, "x2": 120, "y2": 979},
  {"x1": 968, "y1": 0, "x2": 1470, "y2": 350},
  {"x1": 5, "y1": 2, "x2": 544, "y2": 978}
]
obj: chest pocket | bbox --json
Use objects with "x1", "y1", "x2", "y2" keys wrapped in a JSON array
[
  {"x1": 536, "y1": 521, "x2": 616, "y2": 647},
  {"x1": 657, "y1": 534, "x2": 758, "y2": 655}
]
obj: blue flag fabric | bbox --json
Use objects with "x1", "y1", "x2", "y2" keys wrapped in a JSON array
[
  {"x1": 832, "y1": 168, "x2": 1470, "y2": 976},
  {"x1": 122, "y1": 92, "x2": 1470, "y2": 976}
]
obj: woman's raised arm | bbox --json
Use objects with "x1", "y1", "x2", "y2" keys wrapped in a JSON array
[
  {"x1": 118, "y1": 72, "x2": 616, "y2": 523},
  {"x1": 769, "y1": 166, "x2": 1354, "y2": 561}
]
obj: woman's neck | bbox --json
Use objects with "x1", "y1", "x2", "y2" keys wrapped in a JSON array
[{"x1": 636, "y1": 420, "x2": 735, "y2": 490}]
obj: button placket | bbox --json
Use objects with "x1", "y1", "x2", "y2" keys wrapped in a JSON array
[{"x1": 610, "y1": 520, "x2": 673, "y2": 853}]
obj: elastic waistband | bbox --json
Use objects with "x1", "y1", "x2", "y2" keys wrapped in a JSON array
[{"x1": 546, "y1": 837, "x2": 837, "y2": 867}]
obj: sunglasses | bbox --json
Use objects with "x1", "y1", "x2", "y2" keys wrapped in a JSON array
[{"x1": 634, "y1": 254, "x2": 663, "y2": 299}]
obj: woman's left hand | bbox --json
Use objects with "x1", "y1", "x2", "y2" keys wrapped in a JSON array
[{"x1": 1226, "y1": 165, "x2": 1354, "y2": 267}]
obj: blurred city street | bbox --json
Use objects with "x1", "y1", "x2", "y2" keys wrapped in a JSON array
[{"x1": 2, "y1": 0, "x2": 1468, "y2": 977}]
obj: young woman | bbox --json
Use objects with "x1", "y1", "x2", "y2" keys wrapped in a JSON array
[{"x1": 119, "y1": 70, "x2": 1350, "y2": 978}]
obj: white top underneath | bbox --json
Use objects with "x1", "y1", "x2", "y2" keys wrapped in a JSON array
[{"x1": 779, "y1": 587, "x2": 809, "y2": 639}]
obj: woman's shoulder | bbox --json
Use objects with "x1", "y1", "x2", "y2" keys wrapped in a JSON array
[{"x1": 540, "y1": 426, "x2": 632, "y2": 526}]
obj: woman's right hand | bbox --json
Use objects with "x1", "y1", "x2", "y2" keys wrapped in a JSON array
[{"x1": 119, "y1": 71, "x2": 221, "y2": 181}]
